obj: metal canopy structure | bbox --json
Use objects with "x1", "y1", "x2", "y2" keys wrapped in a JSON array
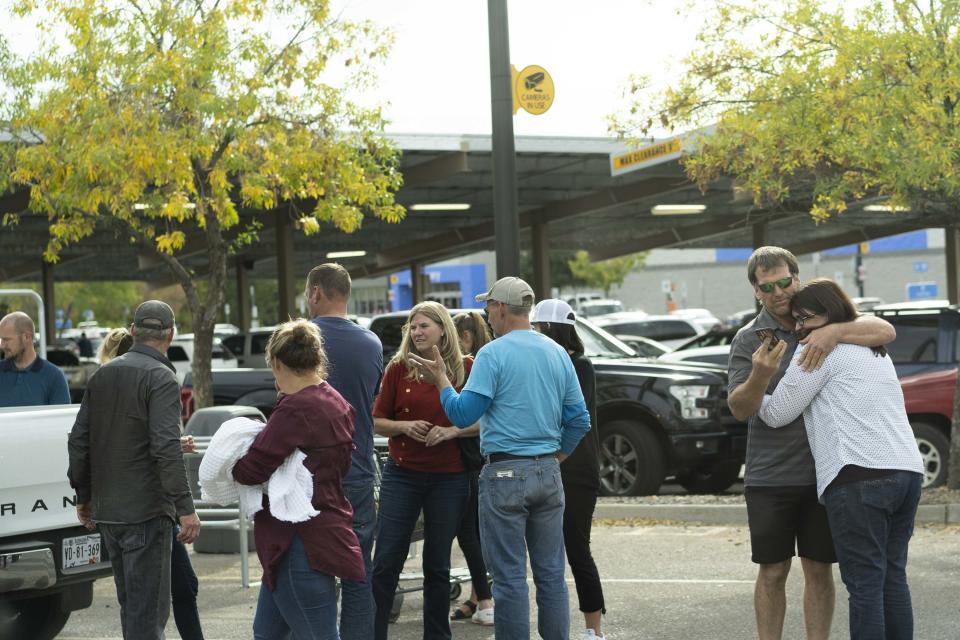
[{"x1": 0, "y1": 132, "x2": 950, "y2": 291}]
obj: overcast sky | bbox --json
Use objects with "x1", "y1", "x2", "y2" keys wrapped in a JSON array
[
  {"x1": 1, "y1": 1, "x2": 709, "y2": 139},
  {"x1": 336, "y1": 0, "x2": 705, "y2": 138}
]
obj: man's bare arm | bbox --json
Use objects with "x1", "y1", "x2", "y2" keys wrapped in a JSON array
[{"x1": 798, "y1": 315, "x2": 896, "y2": 371}]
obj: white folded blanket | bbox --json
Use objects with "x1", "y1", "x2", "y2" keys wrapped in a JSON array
[{"x1": 198, "y1": 416, "x2": 320, "y2": 523}]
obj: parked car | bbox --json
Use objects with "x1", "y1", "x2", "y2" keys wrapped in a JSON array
[
  {"x1": 851, "y1": 296, "x2": 885, "y2": 312},
  {"x1": 868, "y1": 300, "x2": 960, "y2": 486},
  {"x1": 659, "y1": 345, "x2": 731, "y2": 367},
  {"x1": 592, "y1": 312, "x2": 703, "y2": 349},
  {"x1": 576, "y1": 299, "x2": 625, "y2": 318},
  {"x1": 220, "y1": 327, "x2": 277, "y2": 368},
  {"x1": 899, "y1": 368, "x2": 954, "y2": 488},
  {"x1": 221, "y1": 318, "x2": 368, "y2": 368},
  {"x1": 614, "y1": 334, "x2": 672, "y2": 359},
  {"x1": 168, "y1": 334, "x2": 238, "y2": 383},
  {"x1": 180, "y1": 368, "x2": 277, "y2": 421},
  {"x1": 669, "y1": 308, "x2": 723, "y2": 333},
  {"x1": 368, "y1": 310, "x2": 747, "y2": 496},
  {"x1": 725, "y1": 308, "x2": 757, "y2": 330}
]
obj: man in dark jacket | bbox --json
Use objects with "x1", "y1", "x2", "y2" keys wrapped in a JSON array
[{"x1": 68, "y1": 300, "x2": 200, "y2": 640}]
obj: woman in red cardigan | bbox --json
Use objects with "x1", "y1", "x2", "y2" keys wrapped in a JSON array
[
  {"x1": 371, "y1": 301, "x2": 477, "y2": 639},
  {"x1": 232, "y1": 319, "x2": 364, "y2": 640}
]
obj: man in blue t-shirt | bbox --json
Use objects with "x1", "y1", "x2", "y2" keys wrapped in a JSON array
[
  {"x1": 305, "y1": 263, "x2": 383, "y2": 640},
  {"x1": 0, "y1": 311, "x2": 70, "y2": 407},
  {"x1": 410, "y1": 276, "x2": 591, "y2": 640}
]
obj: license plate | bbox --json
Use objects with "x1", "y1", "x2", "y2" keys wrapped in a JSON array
[{"x1": 62, "y1": 534, "x2": 102, "y2": 569}]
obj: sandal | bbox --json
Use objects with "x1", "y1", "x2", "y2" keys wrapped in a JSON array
[{"x1": 450, "y1": 599, "x2": 477, "y2": 621}]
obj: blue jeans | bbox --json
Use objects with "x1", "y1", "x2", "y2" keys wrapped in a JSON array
[
  {"x1": 479, "y1": 457, "x2": 569, "y2": 640},
  {"x1": 340, "y1": 480, "x2": 376, "y2": 640},
  {"x1": 99, "y1": 516, "x2": 173, "y2": 640},
  {"x1": 823, "y1": 471, "x2": 922, "y2": 640},
  {"x1": 372, "y1": 460, "x2": 468, "y2": 640},
  {"x1": 171, "y1": 532, "x2": 204, "y2": 640},
  {"x1": 253, "y1": 534, "x2": 340, "y2": 640}
]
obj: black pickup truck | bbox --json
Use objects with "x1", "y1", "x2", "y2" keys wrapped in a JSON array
[
  {"x1": 183, "y1": 314, "x2": 747, "y2": 495},
  {"x1": 369, "y1": 311, "x2": 746, "y2": 496}
]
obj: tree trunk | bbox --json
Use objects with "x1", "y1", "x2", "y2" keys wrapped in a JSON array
[
  {"x1": 948, "y1": 367, "x2": 960, "y2": 489},
  {"x1": 187, "y1": 227, "x2": 228, "y2": 411}
]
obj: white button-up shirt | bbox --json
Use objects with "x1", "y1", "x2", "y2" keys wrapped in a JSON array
[{"x1": 758, "y1": 343, "x2": 923, "y2": 500}]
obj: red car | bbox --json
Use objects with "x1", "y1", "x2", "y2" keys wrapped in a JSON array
[{"x1": 900, "y1": 368, "x2": 954, "y2": 488}]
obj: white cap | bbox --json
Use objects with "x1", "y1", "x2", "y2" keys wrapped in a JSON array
[{"x1": 530, "y1": 299, "x2": 576, "y2": 325}]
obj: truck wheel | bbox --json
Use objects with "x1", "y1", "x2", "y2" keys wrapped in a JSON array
[
  {"x1": 599, "y1": 421, "x2": 665, "y2": 496},
  {"x1": 677, "y1": 460, "x2": 742, "y2": 494},
  {"x1": 912, "y1": 421, "x2": 950, "y2": 488},
  {"x1": 0, "y1": 595, "x2": 71, "y2": 640}
]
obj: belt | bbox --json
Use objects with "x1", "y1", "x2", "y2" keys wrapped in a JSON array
[{"x1": 486, "y1": 452, "x2": 557, "y2": 464}]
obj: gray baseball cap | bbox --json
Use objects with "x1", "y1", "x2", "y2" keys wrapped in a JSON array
[
  {"x1": 134, "y1": 300, "x2": 175, "y2": 330},
  {"x1": 475, "y1": 277, "x2": 535, "y2": 306}
]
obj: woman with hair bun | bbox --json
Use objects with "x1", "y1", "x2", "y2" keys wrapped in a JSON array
[
  {"x1": 232, "y1": 319, "x2": 364, "y2": 640},
  {"x1": 371, "y1": 301, "x2": 476, "y2": 638}
]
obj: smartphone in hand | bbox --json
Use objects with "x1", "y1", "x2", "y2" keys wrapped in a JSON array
[{"x1": 754, "y1": 328, "x2": 781, "y2": 350}]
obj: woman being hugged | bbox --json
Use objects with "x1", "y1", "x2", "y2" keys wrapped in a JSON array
[
  {"x1": 232, "y1": 319, "x2": 363, "y2": 640},
  {"x1": 372, "y1": 301, "x2": 475, "y2": 640},
  {"x1": 531, "y1": 299, "x2": 607, "y2": 640},
  {"x1": 757, "y1": 279, "x2": 924, "y2": 640}
]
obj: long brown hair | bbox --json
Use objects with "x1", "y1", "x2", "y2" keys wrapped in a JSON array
[
  {"x1": 453, "y1": 311, "x2": 492, "y2": 355},
  {"x1": 391, "y1": 302, "x2": 465, "y2": 387},
  {"x1": 790, "y1": 278, "x2": 886, "y2": 357}
]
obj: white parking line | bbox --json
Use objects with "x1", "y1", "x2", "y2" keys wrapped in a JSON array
[{"x1": 614, "y1": 526, "x2": 729, "y2": 536}]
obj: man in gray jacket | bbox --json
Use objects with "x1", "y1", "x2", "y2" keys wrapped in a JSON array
[{"x1": 68, "y1": 300, "x2": 200, "y2": 640}]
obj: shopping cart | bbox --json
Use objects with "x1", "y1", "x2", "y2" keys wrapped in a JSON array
[{"x1": 372, "y1": 436, "x2": 481, "y2": 622}]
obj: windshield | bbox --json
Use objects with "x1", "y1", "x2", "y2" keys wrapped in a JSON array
[{"x1": 575, "y1": 318, "x2": 636, "y2": 358}]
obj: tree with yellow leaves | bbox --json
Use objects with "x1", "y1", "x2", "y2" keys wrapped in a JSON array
[
  {"x1": 0, "y1": 0, "x2": 405, "y2": 408},
  {"x1": 612, "y1": 0, "x2": 960, "y2": 487}
]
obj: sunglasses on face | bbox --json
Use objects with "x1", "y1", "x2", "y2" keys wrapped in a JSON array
[
  {"x1": 794, "y1": 312, "x2": 817, "y2": 327},
  {"x1": 756, "y1": 276, "x2": 795, "y2": 294}
]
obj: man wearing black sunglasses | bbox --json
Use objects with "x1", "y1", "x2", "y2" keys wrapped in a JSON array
[{"x1": 726, "y1": 246, "x2": 896, "y2": 640}]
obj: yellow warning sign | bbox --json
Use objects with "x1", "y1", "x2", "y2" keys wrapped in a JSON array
[
  {"x1": 611, "y1": 139, "x2": 682, "y2": 174},
  {"x1": 512, "y1": 65, "x2": 554, "y2": 116}
]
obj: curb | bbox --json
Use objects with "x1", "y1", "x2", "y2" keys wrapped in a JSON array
[{"x1": 594, "y1": 502, "x2": 960, "y2": 525}]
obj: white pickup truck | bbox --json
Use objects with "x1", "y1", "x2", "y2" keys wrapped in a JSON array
[{"x1": 0, "y1": 405, "x2": 113, "y2": 639}]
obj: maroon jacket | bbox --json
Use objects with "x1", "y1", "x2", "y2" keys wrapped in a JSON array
[{"x1": 232, "y1": 382, "x2": 364, "y2": 590}]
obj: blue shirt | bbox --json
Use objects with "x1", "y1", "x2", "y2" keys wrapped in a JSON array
[
  {"x1": 313, "y1": 316, "x2": 383, "y2": 483},
  {"x1": 0, "y1": 356, "x2": 71, "y2": 407},
  {"x1": 441, "y1": 329, "x2": 590, "y2": 456}
]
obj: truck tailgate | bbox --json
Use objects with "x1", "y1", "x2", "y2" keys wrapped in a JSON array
[{"x1": 0, "y1": 405, "x2": 84, "y2": 537}]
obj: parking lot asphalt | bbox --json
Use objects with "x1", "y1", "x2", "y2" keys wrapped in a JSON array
[{"x1": 59, "y1": 521, "x2": 960, "y2": 639}]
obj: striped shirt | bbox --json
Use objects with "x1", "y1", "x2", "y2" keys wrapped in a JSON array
[{"x1": 758, "y1": 343, "x2": 923, "y2": 501}]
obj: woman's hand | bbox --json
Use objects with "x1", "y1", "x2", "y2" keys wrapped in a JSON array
[
  {"x1": 404, "y1": 420, "x2": 432, "y2": 442},
  {"x1": 425, "y1": 426, "x2": 458, "y2": 447}
]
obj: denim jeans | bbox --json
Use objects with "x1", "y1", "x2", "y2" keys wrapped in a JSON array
[
  {"x1": 171, "y1": 532, "x2": 204, "y2": 640},
  {"x1": 823, "y1": 470, "x2": 922, "y2": 640},
  {"x1": 479, "y1": 457, "x2": 569, "y2": 640},
  {"x1": 99, "y1": 516, "x2": 173, "y2": 640},
  {"x1": 253, "y1": 534, "x2": 340, "y2": 640},
  {"x1": 371, "y1": 460, "x2": 468, "y2": 640},
  {"x1": 340, "y1": 480, "x2": 376, "y2": 640}
]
